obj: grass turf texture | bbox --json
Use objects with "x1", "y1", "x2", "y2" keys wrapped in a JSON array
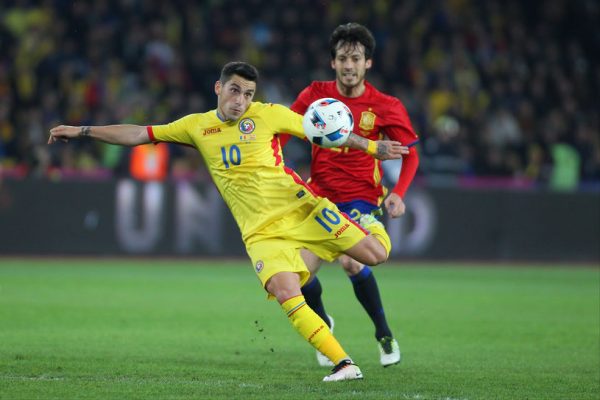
[{"x1": 0, "y1": 260, "x2": 598, "y2": 400}]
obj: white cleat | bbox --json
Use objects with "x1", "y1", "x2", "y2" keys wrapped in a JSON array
[
  {"x1": 378, "y1": 337, "x2": 401, "y2": 367},
  {"x1": 316, "y1": 315, "x2": 335, "y2": 367},
  {"x1": 323, "y1": 360, "x2": 364, "y2": 382}
]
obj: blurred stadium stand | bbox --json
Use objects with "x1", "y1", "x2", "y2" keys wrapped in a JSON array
[
  {"x1": 0, "y1": 0, "x2": 598, "y2": 189},
  {"x1": 0, "y1": 0, "x2": 599, "y2": 261}
]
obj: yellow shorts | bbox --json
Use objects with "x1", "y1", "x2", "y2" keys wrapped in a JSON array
[{"x1": 245, "y1": 197, "x2": 367, "y2": 293}]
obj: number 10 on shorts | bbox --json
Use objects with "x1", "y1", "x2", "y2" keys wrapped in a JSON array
[{"x1": 314, "y1": 208, "x2": 341, "y2": 232}]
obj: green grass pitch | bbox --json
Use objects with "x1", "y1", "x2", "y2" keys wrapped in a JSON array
[{"x1": 0, "y1": 259, "x2": 598, "y2": 400}]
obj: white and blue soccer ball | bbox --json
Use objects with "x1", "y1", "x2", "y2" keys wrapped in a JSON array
[{"x1": 302, "y1": 98, "x2": 354, "y2": 148}]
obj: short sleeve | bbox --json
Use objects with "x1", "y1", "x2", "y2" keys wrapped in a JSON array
[{"x1": 148, "y1": 114, "x2": 195, "y2": 146}]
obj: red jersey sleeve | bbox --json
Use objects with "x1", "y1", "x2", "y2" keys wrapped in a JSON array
[
  {"x1": 290, "y1": 85, "x2": 314, "y2": 114},
  {"x1": 382, "y1": 98, "x2": 420, "y2": 198}
]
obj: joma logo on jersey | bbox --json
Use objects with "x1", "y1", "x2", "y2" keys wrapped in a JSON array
[
  {"x1": 334, "y1": 223, "x2": 350, "y2": 238},
  {"x1": 238, "y1": 118, "x2": 255, "y2": 134},
  {"x1": 203, "y1": 127, "x2": 221, "y2": 136},
  {"x1": 359, "y1": 110, "x2": 376, "y2": 130}
]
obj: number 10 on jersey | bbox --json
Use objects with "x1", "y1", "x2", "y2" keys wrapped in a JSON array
[
  {"x1": 314, "y1": 208, "x2": 341, "y2": 232},
  {"x1": 221, "y1": 145, "x2": 241, "y2": 168}
]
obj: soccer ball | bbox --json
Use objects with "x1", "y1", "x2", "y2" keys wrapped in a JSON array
[{"x1": 302, "y1": 98, "x2": 354, "y2": 148}]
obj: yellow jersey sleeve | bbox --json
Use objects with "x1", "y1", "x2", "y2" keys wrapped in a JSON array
[
  {"x1": 147, "y1": 114, "x2": 197, "y2": 145},
  {"x1": 261, "y1": 103, "x2": 306, "y2": 140}
]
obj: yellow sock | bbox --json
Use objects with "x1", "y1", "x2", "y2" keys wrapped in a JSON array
[{"x1": 281, "y1": 295, "x2": 348, "y2": 365}]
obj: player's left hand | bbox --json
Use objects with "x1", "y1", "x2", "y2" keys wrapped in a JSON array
[
  {"x1": 373, "y1": 140, "x2": 409, "y2": 160},
  {"x1": 384, "y1": 192, "x2": 406, "y2": 217}
]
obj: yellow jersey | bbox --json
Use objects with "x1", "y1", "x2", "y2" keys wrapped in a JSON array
[{"x1": 148, "y1": 102, "x2": 312, "y2": 241}]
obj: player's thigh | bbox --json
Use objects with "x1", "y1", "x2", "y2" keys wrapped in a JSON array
[
  {"x1": 246, "y1": 239, "x2": 310, "y2": 299},
  {"x1": 300, "y1": 248, "x2": 323, "y2": 276}
]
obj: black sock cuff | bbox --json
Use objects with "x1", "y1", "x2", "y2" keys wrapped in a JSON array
[
  {"x1": 302, "y1": 276, "x2": 322, "y2": 294},
  {"x1": 350, "y1": 266, "x2": 373, "y2": 284}
]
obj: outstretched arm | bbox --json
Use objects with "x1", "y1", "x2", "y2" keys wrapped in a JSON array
[
  {"x1": 343, "y1": 133, "x2": 409, "y2": 160},
  {"x1": 48, "y1": 125, "x2": 150, "y2": 146}
]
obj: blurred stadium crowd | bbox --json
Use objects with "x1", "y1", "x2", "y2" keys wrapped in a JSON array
[{"x1": 0, "y1": 0, "x2": 598, "y2": 189}]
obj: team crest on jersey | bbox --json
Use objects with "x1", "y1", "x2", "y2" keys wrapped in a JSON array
[
  {"x1": 255, "y1": 260, "x2": 264, "y2": 273},
  {"x1": 359, "y1": 110, "x2": 376, "y2": 131},
  {"x1": 238, "y1": 118, "x2": 256, "y2": 134}
]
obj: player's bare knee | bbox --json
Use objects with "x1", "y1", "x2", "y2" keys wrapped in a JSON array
[
  {"x1": 265, "y1": 272, "x2": 302, "y2": 304},
  {"x1": 368, "y1": 244, "x2": 388, "y2": 265},
  {"x1": 374, "y1": 248, "x2": 388, "y2": 264},
  {"x1": 345, "y1": 235, "x2": 388, "y2": 266},
  {"x1": 373, "y1": 237, "x2": 390, "y2": 264},
  {"x1": 266, "y1": 281, "x2": 294, "y2": 302},
  {"x1": 369, "y1": 241, "x2": 388, "y2": 266},
  {"x1": 269, "y1": 286, "x2": 299, "y2": 304},
  {"x1": 341, "y1": 257, "x2": 363, "y2": 275}
]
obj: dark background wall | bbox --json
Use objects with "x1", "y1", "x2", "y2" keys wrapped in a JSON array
[{"x1": 1, "y1": 180, "x2": 597, "y2": 262}]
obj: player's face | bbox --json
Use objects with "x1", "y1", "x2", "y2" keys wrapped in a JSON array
[
  {"x1": 331, "y1": 42, "x2": 372, "y2": 91},
  {"x1": 215, "y1": 75, "x2": 256, "y2": 121}
]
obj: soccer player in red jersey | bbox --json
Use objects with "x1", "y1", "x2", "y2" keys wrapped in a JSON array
[{"x1": 282, "y1": 23, "x2": 419, "y2": 367}]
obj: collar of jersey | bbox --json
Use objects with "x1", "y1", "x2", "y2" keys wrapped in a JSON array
[{"x1": 215, "y1": 110, "x2": 227, "y2": 122}]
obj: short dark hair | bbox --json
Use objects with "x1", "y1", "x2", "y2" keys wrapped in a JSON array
[
  {"x1": 219, "y1": 61, "x2": 259, "y2": 83},
  {"x1": 329, "y1": 23, "x2": 376, "y2": 60}
]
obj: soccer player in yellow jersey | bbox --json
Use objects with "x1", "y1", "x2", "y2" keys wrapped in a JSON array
[{"x1": 48, "y1": 61, "x2": 409, "y2": 382}]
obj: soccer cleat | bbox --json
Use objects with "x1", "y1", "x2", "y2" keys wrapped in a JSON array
[
  {"x1": 378, "y1": 336, "x2": 401, "y2": 367},
  {"x1": 322, "y1": 359, "x2": 364, "y2": 382},
  {"x1": 315, "y1": 315, "x2": 335, "y2": 367}
]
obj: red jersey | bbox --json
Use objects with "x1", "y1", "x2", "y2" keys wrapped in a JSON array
[{"x1": 289, "y1": 81, "x2": 419, "y2": 205}]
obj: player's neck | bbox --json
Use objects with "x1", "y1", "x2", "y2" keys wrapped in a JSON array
[
  {"x1": 216, "y1": 108, "x2": 228, "y2": 122},
  {"x1": 336, "y1": 80, "x2": 366, "y2": 98}
]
